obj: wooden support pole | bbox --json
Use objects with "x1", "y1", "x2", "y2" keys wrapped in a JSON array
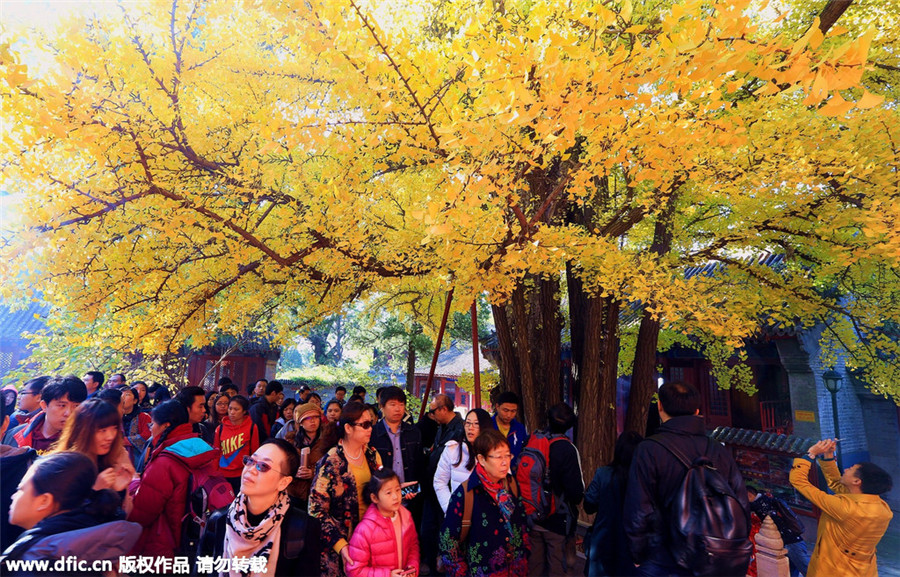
[
  {"x1": 471, "y1": 300, "x2": 481, "y2": 408},
  {"x1": 419, "y1": 289, "x2": 454, "y2": 420}
]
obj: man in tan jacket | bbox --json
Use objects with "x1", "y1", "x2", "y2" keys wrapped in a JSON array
[{"x1": 790, "y1": 439, "x2": 893, "y2": 577}]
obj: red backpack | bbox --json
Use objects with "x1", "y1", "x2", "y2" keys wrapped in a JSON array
[
  {"x1": 179, "y1": 467, "x2": 235, "y2": 556},
  {"x1": 515, "y1": 432, "x2": 571, "y2": 525}
]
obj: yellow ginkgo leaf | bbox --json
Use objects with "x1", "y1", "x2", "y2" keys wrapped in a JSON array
[{"x1": 855, "y1": 90, "x2": 884, "y2": 109}]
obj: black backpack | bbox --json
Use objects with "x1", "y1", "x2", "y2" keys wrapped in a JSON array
[
  {"x1": 772, "y1": 496, "x2": 804, "y2": 537},
  {"x1": 649, "y1": 437, "x2": 752, "y2": 577}
]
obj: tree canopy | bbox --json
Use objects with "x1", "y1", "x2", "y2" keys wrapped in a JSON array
[{"x1": 2, "y1": 0, "x2": 898, "y2": 405}]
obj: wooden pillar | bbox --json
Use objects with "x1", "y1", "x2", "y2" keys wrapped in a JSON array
[
  {"x1": 754, "y1": 515, "x2": 790, "y2": 577},
  {"x1": 419, "y1": 290, "x2": 454, "y2": 420},
  {"x1": 471, "y1": 300, "x2": 481, "y2": 408}
]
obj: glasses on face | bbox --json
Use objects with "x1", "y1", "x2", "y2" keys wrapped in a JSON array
[
  {"x1": 464, "y1": 421, "x2": 479, "y2": 428},
  {"x1": 350, "y1": 421, "x2": 374, "y2": 430},
  {"x1": 486, "y1": 453, "x2": 513, "y2": 462},
  {"x1": 242, "y1": 456, "x2": 290, "y2": 476}
]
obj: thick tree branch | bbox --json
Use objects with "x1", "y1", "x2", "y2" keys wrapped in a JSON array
[{"x1": 816, "y1": 0, "x2": 853, "y2": 34}]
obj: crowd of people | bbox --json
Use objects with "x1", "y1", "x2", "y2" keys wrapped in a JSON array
[{"x1": 0, "y1": 374, "x2": 894, "y2": 577}]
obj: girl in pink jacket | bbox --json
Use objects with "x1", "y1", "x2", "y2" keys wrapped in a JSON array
[{"x1": 346, "y1": 468, "x2": 420, "y2": 577}]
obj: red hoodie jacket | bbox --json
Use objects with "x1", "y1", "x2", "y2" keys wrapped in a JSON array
[
  {"x1": 213, "y1": 417, "x2": 260, "y2": 478},
  {"x1": 128, "y1": 423, "x2": 220, "y2": 557}
]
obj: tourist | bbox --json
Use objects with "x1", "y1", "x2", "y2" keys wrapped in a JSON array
[
  {"x1": 330, "y1": 386, "x2": 347, "y2": 408},
  {"x1": 527, "y1": 403, "x2": 584, "y2": 577},
  {"x1": 120, "y1": 386, "x2": 152, "y2": 464},
  {"x1": 284, "y1": 402, "x2": 328, "y2": 507},
  {"x1": 96, "y1": 387, "x2": 123, "y2": 415},
  {"x1": 625, "y1": 382, "x2": 750, "y2": 577},
  {"x1": 51, "y1": 398, "x2": 134, "y2": 497},
  {"x1": 421, "y1": 394, "x2": 464, "y2": 574},
  {"x1": 10, "y1": 376, "x2": 48, "y2": 427},
  {"x1": 132, "y1": 381, "x2": 151, "y2": 412},
  {"x1": 129, "y1": 399, "x2": 221, "y2": 557},
  {"x1": 309, "y1": 401, "x2": 383, "y2": 576},
  {"x1": 325, "y1": 399, "x2": 343, "y2": 424},
  {"x1": 492, "y1": 391, "x2": 528, "y2": 459},
  {"x1": 207, "y1": 392, "x2": 230, "y2": 429},
  {"x1": 434, "y1": 408, "x2": 492, "y2": 513},
  {"x1": 83, "y1": 370, "x2": 105, "y2": 398},
  {"x1": 250, "y1": 380, "x2": 283, "y2": 441},
  {"x1": 9, "y1": 375, "x2": 86, "y2": 454},
  {"x1": 2, "y1": 452, "x2": 140, "y2": 576},
  {"x1": 199, "y1": 439, "x2": 322, "y2": 577},
  {"x1": 584, "y1": 431, "x2": 642, "y2": 577},
  {"x1": 439, "y1": 428, "x2": 529, "y2": 577},
  {"x1": 790, "y1": 439, "x2": 893, "y2": 577},
  {"x1": 214, "y1": 395, "x2": 261, "y2": 493},
  {"x1": 1, "y1": 388, "x2": 37, "y2": 551},
  {"x1": 271, "y1": 398, "x2": 297, "y2": 438},
  {"x1": 346, "y1": 468, "x2": 420, "y2": 577},
  {"x1": 147, "y1": 383, "x2": 172, "y2": 406}
]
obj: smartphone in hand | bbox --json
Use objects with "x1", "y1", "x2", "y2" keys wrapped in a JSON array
[{"x1": 400, "y1": 482, "x2": 420, "y2": 498}]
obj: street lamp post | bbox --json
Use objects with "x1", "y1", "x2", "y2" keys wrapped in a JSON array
[{"x1": 822, "y1": 368, "x2": 843, "y2": 467}]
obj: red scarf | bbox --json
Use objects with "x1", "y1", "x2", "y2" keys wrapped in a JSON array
[{"x1": 475, "y1": 462, "x2": 516, "y2": 522}]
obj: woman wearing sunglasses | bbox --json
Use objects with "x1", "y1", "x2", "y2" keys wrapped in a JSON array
[
  {"x1": 309, "y1": 401, "x2": 384, "y2": 576},
  {"x1": 199, "y1": 438, "x2": 322, "y2": 577}
]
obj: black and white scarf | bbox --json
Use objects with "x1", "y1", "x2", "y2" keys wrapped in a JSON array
[{"x1": 223, "y1": 490, "x2": 290, "y2": 577}]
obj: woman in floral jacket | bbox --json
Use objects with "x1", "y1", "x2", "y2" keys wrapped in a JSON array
[
  {"x1": 308, "y1": 401, "x2": 383, "y2": 577},
  {"x1": 439, "y1": 429, "x2": 529, "y2": 577}
]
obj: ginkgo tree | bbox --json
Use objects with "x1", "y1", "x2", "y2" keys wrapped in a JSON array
[{"x1": 2, "y1": 0, "x2": 898, "y2": 479}]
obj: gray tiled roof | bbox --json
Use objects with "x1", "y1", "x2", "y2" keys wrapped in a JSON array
[{"x1": 0, "y1": 300, "x2": 48, "y2": 344}]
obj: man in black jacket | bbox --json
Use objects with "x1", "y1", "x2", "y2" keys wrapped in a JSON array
[
  {"x1": 175, "y1": 386, "x2": 213, "y2": 445},
  {"x1": 624, "y1": 381, "x2": 749, "y2": 577},
  {"x1": 420, "y1": 393, "x2": 464, "y2": 575},
  {"x1": 249, "y1": 380, "x2": 283, "y2": 441},
  {"x1": 528, "y1": 402, "x2": 584, "y2": 577},
  {"x1": 370, "y1": 386, "x2": 424, "y2": 486}
]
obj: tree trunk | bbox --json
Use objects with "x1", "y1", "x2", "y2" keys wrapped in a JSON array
[
  {"x1": 405, "y1": 338, "x2": 416, "y2": 393},
  {"x1": 491, "y1": 303, "x2": 520, "y2": 400},
  {"x1": 625, "y1": 198, "x2": 676, "y2": 434},
  {"x1": 573, "y1": 297, "x2": 605, "y2": 488},
  {"x1": 527, "y1": 278, "x2": 546, "y2": 425},
  {"x1": 540, "y1": 276, "x2": 562, "y2": 410},
  {"x1": 511, "y1": 283, "x2": 540, "y2": 432},
  {"x1": 625, "y1": 309, "x2": 661, "y2": 434},
  {"x1": 600, "y1": 297, "x2": 620, "y2": 455}
]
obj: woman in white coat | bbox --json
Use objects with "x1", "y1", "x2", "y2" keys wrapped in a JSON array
[{"x1": 433, "y1": 408, "x2": 494, "y2": 513}]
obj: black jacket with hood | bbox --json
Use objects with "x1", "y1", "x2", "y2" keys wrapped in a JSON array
[{"x1": 623, "y1": 415, "x2": 749, "y2": 568}]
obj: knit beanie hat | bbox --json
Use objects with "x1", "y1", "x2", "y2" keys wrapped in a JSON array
[{"x1": 295, "y1": 402, "x2": 323, "y2": 423}]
